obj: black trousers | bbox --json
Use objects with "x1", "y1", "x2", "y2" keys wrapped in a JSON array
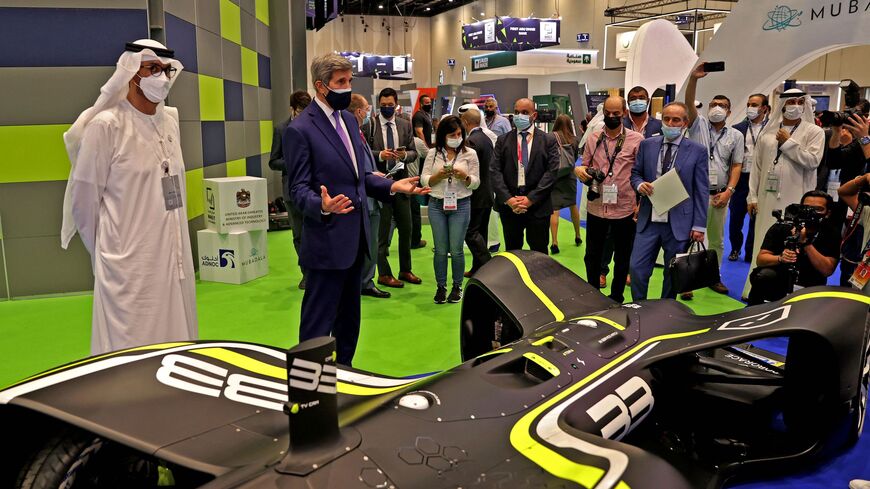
[
  {"x1": 585, "y1": 214, "x2": 636, "y2": 302},
  {"x1": 410, "y1": 196, "x2": 423, "y2": 245},
  {"x1": 600, "y1": 229, "x2": 615, "y2": 276},
  {"x1": 282, "y1": 174, "x2": 306, "y2": 276},
  {"x1": 747, "y1": 266, "x2": 794, "y2": 305},
  {"x1": 378, "y1": 193, "x2": 412, "y2": 276},
  {"x1": 299, "y1": 248, "x2": 364, "y2": 366},
  {"x1": 728, "y1": 172, "x2": 755, "y2": 259},
  {"x1": 500, "y1": 210, "x2": 549, "y2": 254},
  {"x1": 465, "y1": 206, "x2": 492, "y2": 273}
]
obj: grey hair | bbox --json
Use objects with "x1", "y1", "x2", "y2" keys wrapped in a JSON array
[{"x1": 310, "y1": 53, "x2": 353, "y2": 87}]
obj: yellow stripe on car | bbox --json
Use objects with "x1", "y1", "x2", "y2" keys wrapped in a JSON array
[
  {"x1": 572, "y1": 316, "x2": 626, "y2": 331},
  {"x1": 496, "y1": 252, "x2": 565, "y2": 321},
  {"x1": 785, "y1": 291, "x2": 870, "y2": 305},
  {"x1": 510, "y1": 329, "x2": 710, "y2": 488}
]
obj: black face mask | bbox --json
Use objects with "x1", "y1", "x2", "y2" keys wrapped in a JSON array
[
  {"x1": 484, "y1": 110, "x2": 495, "y2": 118},
  {"x1": 421, "y1": 104, "x2": 432, "y2": 112},
  {"x1": 604, "y1": 115, "x2": 622, "y2": 130},
  {"x1": 324, "y1": 87, "x2": 351, "y2": 111},
  {"x1": 380, "y1": 106, "x2": 396, "y2": 118}
]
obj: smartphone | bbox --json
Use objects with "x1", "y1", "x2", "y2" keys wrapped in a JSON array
[
  {"x1": 396, "y1": 146, "x2": 406, "y2": 152},
  {"x1": 703, "y1": 61, "x2": 725, "y2": 73}
]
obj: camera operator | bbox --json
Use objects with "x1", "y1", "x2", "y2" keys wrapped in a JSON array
[
  {"x1": 838, "y1": 171, "x2": 870, "y2": 291},
  {"x1": 746, "y1": 190, "x2": 839, "y2": 305}
]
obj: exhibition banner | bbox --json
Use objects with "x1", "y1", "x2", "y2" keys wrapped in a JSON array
[
  {"x1": 462, "y1": 17, "x2": 561, "y2": 51},
  {"x1": 471, "y1": 51, "x2": 517, "y2": 71},
  {"x1": 339, "y1": 52, "x2": 412, "y2": 79}
]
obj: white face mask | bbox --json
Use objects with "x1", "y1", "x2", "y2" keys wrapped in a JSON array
[
  {"x1": 746, "y1": 107, "x2": 760, "y2": 121},
  {"x1": 708, "y1": 106, "x2": 728, "y2": 123},
  {"x1": 784, "y1": 104, "x2": 804, "y2": 121},
  {"x1": 446, "y1": 137, "x2": 463, "y2": 149},
  {"x1": 138, "y1": 73, "x2": 171, "y2": 103}
]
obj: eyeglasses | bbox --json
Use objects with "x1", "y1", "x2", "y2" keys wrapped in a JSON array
[{"x1": 141, "y1": 64, "x2": 177, "y2": 79}]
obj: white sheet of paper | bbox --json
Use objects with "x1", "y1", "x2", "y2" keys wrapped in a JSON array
[{"x1": 649, "y1": 168, "x2": 689, "y2": 215}]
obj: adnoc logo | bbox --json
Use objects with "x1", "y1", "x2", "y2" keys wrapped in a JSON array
[
  {"x1": 763, "y1": 5, "x2": 803, "y2": 31},
  {"x1": 219, "y1": 249, "x2": 236, "y2": 268}
]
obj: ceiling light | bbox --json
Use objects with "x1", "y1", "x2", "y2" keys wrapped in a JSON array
[
  {"x1": 378, "y1": 4, "x2": 383, "y2": 9},
  {"x1": 481, "y1": 12, "x2": 485, "y2": 16},
  {"x1": 426, "y1": 7, "x2": 431, "y2": 11}
]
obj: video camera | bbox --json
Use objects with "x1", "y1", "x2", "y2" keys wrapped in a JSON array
[
  {"x1": 771, "y1": 204, "x2": 825, "y2": 292},
  {"x1": 584, "y1": 168, "x2": 607, "y2": 201},
  {"x1": 819, "y1": 107, "x2": 860, "y2": 127}
]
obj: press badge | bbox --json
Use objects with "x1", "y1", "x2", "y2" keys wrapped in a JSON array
[
  {"x1": 709, "y1": 161, "x2": 718, "y2": 186},
  {"x1": 765, "y1": 172, "x2": 780, "y2": 193},
  {"x1": 517, "y1": 163, "x2": 526, "y2": 187},
  {"x1": 444, "y1": 190, "x2": 458, "y2": 211},
  {"x1": 161, "y1": 162, "x2": 182, "y2": 211},
  {"x1": 651, "y1": 208, "x2": 668, "y2": 223},
  {"x1": 827, "y1": 169, "x2": 841, "y2": 202},
  {"x1": 602, "y1": 184, "x2": 618, "y2": 204}
]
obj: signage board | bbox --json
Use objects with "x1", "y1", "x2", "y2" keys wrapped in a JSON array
[
  {"x1": 203, "y1": 177, "x2": 268, "y2": 234},
  {"x1": 462, "y1": 17, "x2": 561, "y2": 51},
  {"x1": 577, "y1": 33, "x2": 590, "y2": 42},
  {"x1": 470, "y1": 51, "x2": 518, "y2": 71}
]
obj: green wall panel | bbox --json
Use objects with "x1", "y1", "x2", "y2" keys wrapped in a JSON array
[
  {"x1": 198, "y1": 74, "x2": 225, "y2": 121},
  {"x1": 0, "y1": 124, "x2": 71, "y2": 183},
  {"x1": 255, "y1": 0, "x2": 269, "y2": 26},
  {"x1": 259, "y1": 120, "x2": 272, "y2": 154},
  {"x1": 185, "y1": 167, "x2": 204, "y2": 219},
  {"x1": 226, "y1": 158, "x2": 246, "y2": 177},
  {"x1": 220, "y1": 0, "x2": 242, "y2": 44},
  {"x1": 241, "y1": 46, "x2": 259, "y2": 87}
]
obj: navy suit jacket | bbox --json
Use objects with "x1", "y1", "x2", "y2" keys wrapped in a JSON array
[
  {"x1": 623, "y1": 114, "x2": 663, "y2": 139},
  {"x1": 284, "y1": 102, "x2": 393, "y2": 270},
  {"x1": 732, "y1": 119, "x2": 750, "y2": 137},
  {"x1": 631, "y1": 136, "x2": 709, "y2": 240}
]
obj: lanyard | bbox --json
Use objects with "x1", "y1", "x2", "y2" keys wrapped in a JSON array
[
  {"x1": 773, "y1": 121, "x2": 801, "y2": 166},
  {"x1": 592, "y1": 130, "x2": 625, "y2": 177},
  {"x1": 439, "y1": 149, "x2": 459, "y2": 185},
  {"x1": 747, "y1": 119, "x2": 767, "y2": 146},
  {"x1": 708, "y1": 125, "x2": 727, "y2": 162}
]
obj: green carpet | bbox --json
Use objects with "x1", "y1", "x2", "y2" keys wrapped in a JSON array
[{"x1": 0, "y1": 219, "x2": 743, "y2": 388}]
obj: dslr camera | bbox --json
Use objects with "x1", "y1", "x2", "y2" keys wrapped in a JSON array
[
  {"x1": 584, "y1": 168, "x2": 607, "y2": 201},
  {"x1": 819, "y1": 107, "x2": 859, "y2": 127},
  {"x1": 771, "y1": 203, "x2": 825, "y2": 291}
]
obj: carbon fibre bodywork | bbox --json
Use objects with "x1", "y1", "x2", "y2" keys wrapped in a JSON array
[{"x1": 2, "y1": 251, "x2": 869, "y2": 489}]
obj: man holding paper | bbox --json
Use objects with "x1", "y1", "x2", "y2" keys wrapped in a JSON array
[{"x1": 630, "y1": 102, "x2": 709, "y2": 300}]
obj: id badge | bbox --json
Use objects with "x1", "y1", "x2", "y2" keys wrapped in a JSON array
[
  {"x1": 444, "y1": 190, "x2": 458, "y2": 211},
  {"x1": 602, "y1": 184, "x2": 618, "y2": 204},
  {"x1": 849, "y1": 250, "x2": 870, "y2": 291},
  {"x1": 162, "y1": 174, "x2": 183, "y2": 211},
  {"x1": 651, "y1": 208, "x2": 668, "y2": 223},
  {"x1": 517, "y1": 163, "x2": 526, "y2": 187},
  {"x1": 765, "y1": 172, "x2": 780, "y2": 193},
  {"x1": 709, "y1": 160, "x2": 718, "y2": 187},
  {"x1": 827, "y1": 169, "x2": 841, "y2": 202}
]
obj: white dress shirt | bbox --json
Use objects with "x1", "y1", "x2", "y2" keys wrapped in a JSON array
[{"x1": 314, "y1": 96, "x2": 358, "y2": 176}]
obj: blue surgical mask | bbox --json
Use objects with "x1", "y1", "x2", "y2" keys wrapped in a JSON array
[
  {"x1": 514, "y1": 113, "x2": 531, "y2": 131},
  {"x1": 362, "y1": 110, "x2": 371, "y2": 127},
  {"x1": 380, "y1": 105, "x2": 396, "y2": 118},
  {"x1": 662, "y1": 125, "x2": 683, "y2": 140},
  {"x1": 629, "y1": 99, "x2": 648, "y2": 114}
]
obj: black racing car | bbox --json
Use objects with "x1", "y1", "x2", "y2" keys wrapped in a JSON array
[{"x1": 2, "y1": 251, "x2": 868, "y2": 489}]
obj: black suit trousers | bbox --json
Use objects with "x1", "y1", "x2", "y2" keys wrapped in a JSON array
[
  {"x1": 585, "y1": 214, "x2": 635, "y2": 303},
  {"x1": 378, "y1": 193, "x2": 412, "y2": 276},
  {"x1": 465, "y1": 205, "x2": 492, "y2": 272},
  {"x1": 499, "y1": 209, "x2": 549, "y2": 254}
]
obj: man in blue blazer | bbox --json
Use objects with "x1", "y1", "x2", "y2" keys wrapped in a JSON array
[
  {"x1": 630, "y1": 102, "x2": 709, "y2": 300},
  {"x1": 284, "y1": 54, "x2": 427, "y2": 366}
]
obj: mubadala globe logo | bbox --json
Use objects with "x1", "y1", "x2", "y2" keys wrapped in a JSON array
[
  {"x1": 242, "y1": 247, "x2": 266, "y2": 266},
  {"x1": 763, "y1": 5, "x2": 802, "y2": 31}
]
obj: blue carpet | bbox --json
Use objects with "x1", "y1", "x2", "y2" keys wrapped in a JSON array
[{"x1": 561, "y1": 188, "x2": 867, "y2": 489}]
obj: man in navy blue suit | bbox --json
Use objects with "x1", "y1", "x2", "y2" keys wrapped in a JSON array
[
  {"x1": 630, "y1": 102, "x2": 709, "y2": 300},
  {"x1": 284, "y1": 54, "x2": 428, "y2": 366}
]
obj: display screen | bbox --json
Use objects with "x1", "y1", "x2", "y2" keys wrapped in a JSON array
[{"x1": 462, "y1": 17, "x2": 561, "y2": 51}]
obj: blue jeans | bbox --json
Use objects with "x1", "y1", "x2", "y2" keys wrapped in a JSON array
[{"x1": 428, "y1": 196, "x2": 471, "y2": 288}]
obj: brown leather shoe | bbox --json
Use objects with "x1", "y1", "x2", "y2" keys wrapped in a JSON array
[
  {"x1": 599, "y1": 275, "x2": 607, "y2": 288},
  {"x1": 709, "y1": 282, "x2": 729, "y2": 294},
  {"x1": 464, "y1": 271, "x2": 473, "y2": 278},
  {"x1": 378, "y1": 275, "x2": 404, "y2": 288},
  {"x1": 398, "y1": 271, "x2": 422, "y2": 284},
  {"x1": 680, "y1": 291, "x2": 694, "y2": 300}
]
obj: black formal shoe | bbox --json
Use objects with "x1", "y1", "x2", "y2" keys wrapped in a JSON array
[
  {"x1": 728, "y1": 250, "x2": 739, "y2": 261},
  {"x1": 447, "y1": 285, "x2": 462, "y2": 303},
  {"x1": 680, "y1": 291, "x2": 694, "y2": 301},
  {"x1": 575, "y1": 236, "x2": 583, "y2": 246},
  {"x1": 434, "y1": 286, "x2": 447, "y2": 304},
  {"x1": 411, "y1": 240, "x2": 427, "y2": 249},
  {"x1": 361, "y1": 287, "x2": 391, "y2": 299},
  {"x1": 550, "y1": 244, "x2": 560, "y2": 255}
]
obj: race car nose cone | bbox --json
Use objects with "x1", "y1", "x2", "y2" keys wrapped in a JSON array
[{"x1": 399, "y1": 394, "x2": 431, "y2": 410}]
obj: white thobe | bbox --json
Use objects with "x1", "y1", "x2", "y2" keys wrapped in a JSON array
[
  {"x1": 743, "y1": 122, "x2": 825, "y2": 296},
  {"x1": 69, "y1": 99, "x2": 198, "y2": 354}
]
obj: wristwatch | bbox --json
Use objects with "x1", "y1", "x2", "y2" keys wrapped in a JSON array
[
  {"x1": 726, "y1": 185, "x2": 736, "y2": 193},
  {"x1": 860, "y1": 135, "x2": 870, "y2": 146}
]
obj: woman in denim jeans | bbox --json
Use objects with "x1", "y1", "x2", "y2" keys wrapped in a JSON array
[{"x1": 421, "y1": 115, "x2": 480, "y2": 303}]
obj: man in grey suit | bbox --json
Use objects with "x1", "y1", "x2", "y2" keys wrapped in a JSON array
[{"x1": 363, "y1": 87, "x2": 422, "y2": 288}]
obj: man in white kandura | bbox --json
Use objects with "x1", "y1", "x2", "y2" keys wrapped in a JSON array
[
  {"x1": 61, "y1": 39, "x2": 197, "y2": 354},
  {"x1": 743, "y1": 88, "x2": 825, "y2": 299}
]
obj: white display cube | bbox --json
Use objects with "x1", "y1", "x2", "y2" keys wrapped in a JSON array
[
  {"x1": 204, "y1": 177, "x2": 268, "y2": 233},
  {"x1": 197, "y1": 229, "x2": 269, "y2": 284}
]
